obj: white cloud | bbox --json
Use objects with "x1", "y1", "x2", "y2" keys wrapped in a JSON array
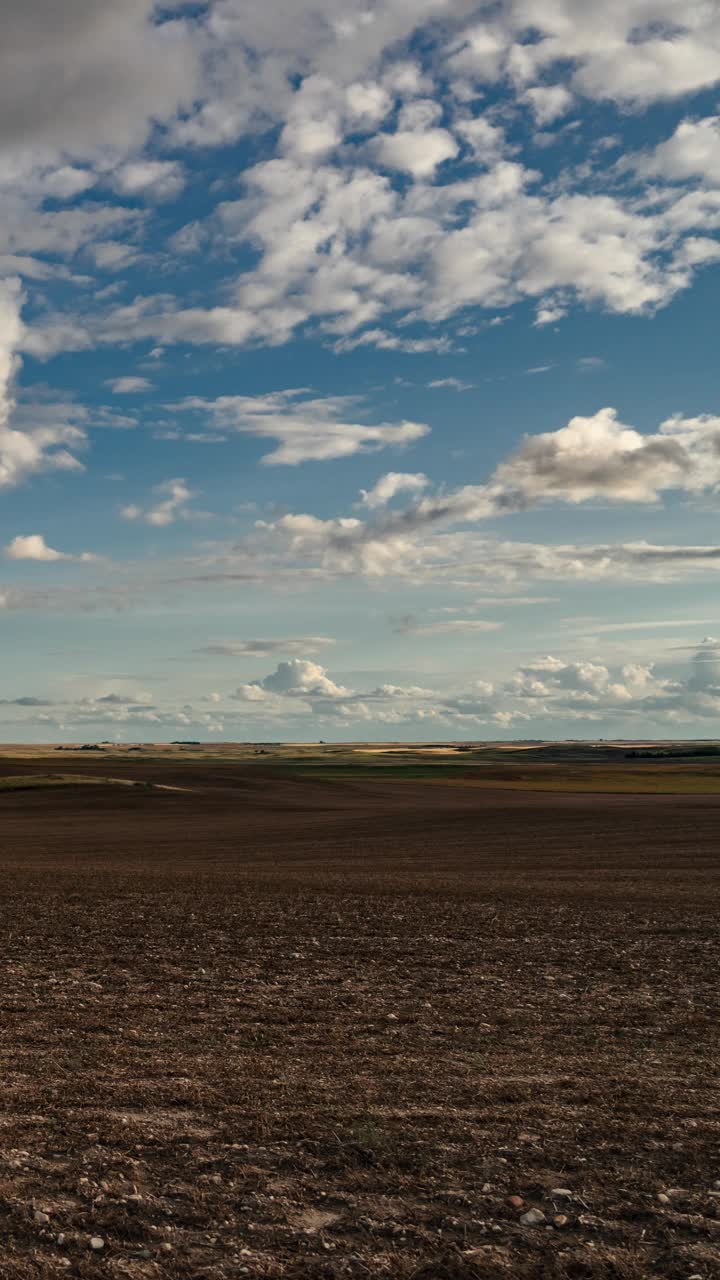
[
  {"x1": 42, "y1": 166, "x2": 97, "y2": 199},
  {"x1": 523, "y1": 85, "x2": 573, "y2": 125},
  {"x1": 89, "y1": 241, "x2": 140, "y2": 271},
  {"x1": 111, "y1": 160, "x2": 186, "y2": 202},
  {"x1": 0, "y1": 279, "x2": 86, "y2": 488},
  {"x1": 7, "y1": 637, "x2": 720, "y2": 736},
  {"x1": 534, "y1": 303, "x2": 567, "y2": 327},
  {"x1": 631, "y1": 116, "x2": 720, "y2": 186},
  {"x1": 262, "y1": 658, "x2": 349, "y2": 697},
  {"x1": 360, "y1": 472, "x2": 429, "y2": 509},
  {"x1": 173, "y1": 391, "x2": 430, "y2": 465},
  {"x1": 106, "y1": 376, "x2": 151, "y2": 394},
  {"x1": 502, "y1": 2, "x2": 720, "y2": 107},
  {"x1": 251, "y1": 402, "x2": 720, "y2": 583},
  {"x1": 490, "y1": 407, "x2": 720, "y2": 505},
  {"x1": 4, "y1": 1, "x2": 720, "y2": 368},
  {"x1": 0, "y1": 277, "x2": 23, "y2": 427},
  {"x1": 6, "y1": 534, "x2": 86, "y2": 562},
  {"x1": 375, "y1": 100, "x2": 459, "y2": 180},
  {"x1": 233, "y1": 657, "x2": 351, "y2": 704},
  {"x1": 122, "y1": 478, "x2": 193, "y2": 526},
  {"x1": 334, "y1": 331, "x2": 455, "y2": 355},
  {"x1": 209, "y1": 637, "x2": 720, "y2": 732},
  {"x1": 117, "y1": 161, "x2": 708, "y2": 354},
  {"x1": 427, "y1": 377, "x2": 474, "y2": 391}
]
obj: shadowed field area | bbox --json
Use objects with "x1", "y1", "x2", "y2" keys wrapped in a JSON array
[{"x1": 1, "y1": 753, "x2": 719, "y2": 1278}]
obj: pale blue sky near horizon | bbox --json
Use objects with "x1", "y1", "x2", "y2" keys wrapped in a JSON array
[{"x1": 2, "y1": 1, "x2": 720, "y2": 741}]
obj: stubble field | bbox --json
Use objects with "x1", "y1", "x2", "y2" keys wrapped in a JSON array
[{"x1": 1, "y1": 750, "x2": 719, "y2": 1279}]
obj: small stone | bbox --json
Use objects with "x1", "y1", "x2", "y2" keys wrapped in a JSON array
[
  {"x1": 550, "y1": 1188, "x2": 573, "y2": 1199},
  {"x1": 89, "y1": 1236, "x2": 105, "y2": 1251},
  {"x1": 160, "y1": 1242, "x2": 173, "y2": 1252},
  {"x1": 553, "y1": 1214, "x2": 569, "y2": 1229},
  {"x1": 714, "y1": 1180, "x2": 720, "y2": 1190},
  {"x1": 34, "y1": 1210, "x2": 50, "y2": 1226},
  {"x1": 386, "y1": 1013, "x2": 399, "y2": 1021},
  {"x1": 657, "y1": 1193, "x2": 671, "y2": 1205},
  {"x1": 520, "y1": 1208, "x2": 546, "y2": 1226},
  {"x1": 56, "y1": 1233, "x2": 66, "y2": 1246},
  {"x1": 508, "y1": 1196, "x2": 525, "y2": 1209}
]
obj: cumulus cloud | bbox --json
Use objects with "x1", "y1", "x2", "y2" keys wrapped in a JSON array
[
  {"x1": 181, "y1": 2, "x2": 720, "y2": 156},
  {"x1": 5, "y1": 534, "x2": 95, "y2": 562},
  {"x1": 375, "y1": 100, "x2": 459, "y2": 179},
  {"x1": 5, "y1": 1, "x2": 720, "y2": 363},
  {"x1": 252, "y1": 401, "x2": 720, "y2": 583},
  {"x1": 121, "y1": 158, "x2": 702, "y2": 353},
  {"x1": 172, "y1": 391, "x2": 430, "y2": 465},
  {"x1": 630, "y1": 116, "x2": 720, "y2": 187},
  {"x1": 523, "y1": 85, "x2": 574, "y2": 125},
  {"x1": 122, "y1": 478, "x2": 193, "y2": 526},
  {"x1": 262, "y1": 658, "x2": 349, "y2": 697},
  {"x1": 233, "y1": 658, "x2": 350, "y2": 704},
  {"x1": 257, "y1": 505, "x2": 720, "y2": 584},
  {"x1": 110, "y1": 160, "x2": 186, "y2": 202},
  {"x1": 0, "y1": 279, "x2": 86, "y2": 488},
  {"x1": 448, "y1": 1, "x2": 720, "y2": 107},
  {"x1": 206, "y1": 639, "x2": 720, "y2": 733},
  {"x1": 117, "y1": 160, "x2": 711, "y2": 353},
  {"x1": 269, "y1": 405, "x2": 720, "y2": 551},
  {"x1": 0, "y1": 278, "x2": 23, "y2": 427},
  {"x1": 489, "y1": 407, "x2": 720, "y2": 505}
]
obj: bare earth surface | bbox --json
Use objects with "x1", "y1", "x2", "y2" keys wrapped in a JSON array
[{"x1": 1, "y1": 755, "x2": 719, "y2": 1278}]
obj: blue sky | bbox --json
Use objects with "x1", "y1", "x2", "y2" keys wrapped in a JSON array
[{"x1": 2, "y1": 0, "x2": 720, "y2": 741}]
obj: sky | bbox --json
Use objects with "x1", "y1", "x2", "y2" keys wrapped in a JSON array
[{"x1": 2, "y1": 1, "x2": 720, "y2": 743}]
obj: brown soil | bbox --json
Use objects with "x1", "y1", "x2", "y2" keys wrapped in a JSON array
[{"x1": 1, "y1": 758, "x2": 719, "y2": 1278}]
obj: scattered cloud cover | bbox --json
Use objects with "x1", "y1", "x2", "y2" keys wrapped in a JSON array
[{"x1": 1, "y1": 2, "x2": 720, "y2": 738}]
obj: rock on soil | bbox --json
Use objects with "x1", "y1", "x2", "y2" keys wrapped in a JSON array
[{"x1": 520, "y1": 1208, "x2": 546, "y2": 1226}]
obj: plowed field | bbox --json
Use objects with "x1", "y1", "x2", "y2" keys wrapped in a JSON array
[{"x1": 1, "y1": 757, "x2": 718, "y2": 1278}]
